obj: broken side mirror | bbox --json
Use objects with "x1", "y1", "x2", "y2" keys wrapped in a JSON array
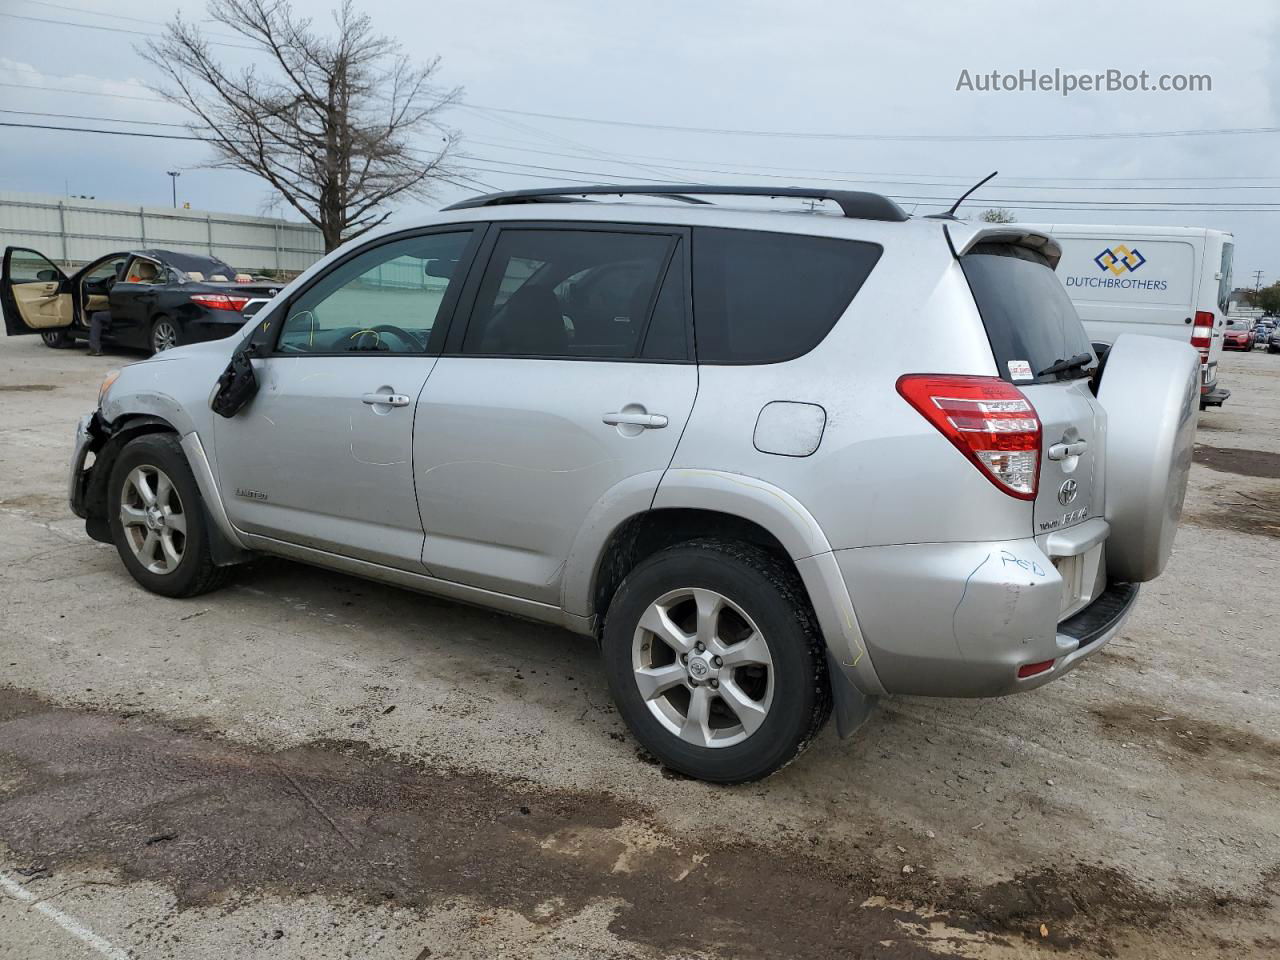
[{"x1": 211, "y1": 314, "x2": 275, "y2": 418}]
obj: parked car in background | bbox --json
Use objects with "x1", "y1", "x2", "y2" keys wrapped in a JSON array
[
  {"x1": 1, "y1": 247, "x2": 284, "y2": 355},
  {"x1": 1253, "y1": 320, "x2": 1275, "y2": 348},
  {"x1": 46, "y1": 185, "x2": 1201, "y2": 783},
  {"x1": 1026, "y1": 224, "x2": 1233, "y2": 408},
  {"x1": 1223, "y1": 318, "x2": 1253, "y2": 351},
  {"x1": 1270, "y1": 327, "x2": 1280, "y2": 354}
]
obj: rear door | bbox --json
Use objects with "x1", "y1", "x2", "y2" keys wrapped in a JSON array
[
  {"x1": 2, "y1": 247, "x2": 71, "y2": 336},
  {"x1": 414, "y1": 223, "x2": 697, "y2": 604},
  {"x1": 960, "y1": 244, "x2": 1101, "y2": 539}
]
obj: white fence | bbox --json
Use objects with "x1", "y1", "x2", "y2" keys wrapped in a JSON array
[{"x1": 0, "y1": 191, "x2": 324, "y2": 275}]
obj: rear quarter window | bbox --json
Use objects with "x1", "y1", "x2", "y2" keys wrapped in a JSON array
[
  {"x1": 691, "y1": 227, "x2": 881, "y2": 364},
  {"x1": 961, "y1": 243, "x2": 1095, "y2": 385}
]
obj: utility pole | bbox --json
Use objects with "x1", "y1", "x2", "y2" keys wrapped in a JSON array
[
  {"x1": 166, "y1": 170, "x2": 181, "y2": 208},
  {"x1": 1252, "y1": 269, "x2": 1264, "y2": 293}
]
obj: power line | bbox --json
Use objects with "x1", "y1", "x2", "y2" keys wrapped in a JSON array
[
  {"x1": 462, "y1": 138, "x2": 1280, "y2": 192},
  {"x1": 0, "y1": 11, "x2": 258, "y2": 49},
  {"x1": 0, "y1": 108, "x2": 193, "y2": 128},
  {"x1": 0, "y1": 81, "x2": 167, "y2": 103},
  {"x1": 16, "y1": 0, "x2": 248, "y2": 42},
  {"x1": 11, "y1": 119, "x2": 1280, "y2": 213},
  {"x1": 460, "y1": 101, "x2": 1280, "y2": 143}
]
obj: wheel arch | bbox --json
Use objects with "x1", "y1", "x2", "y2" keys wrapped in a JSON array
[
  {"x1": 83, "y1": 414, "x2": 248, "y2": 567},
  {"x1": 565, "y1": 468, "x2": 885, "y2": 719},
  {"x1": 82, "y1": 414, "x2": 180, "y2": 539}
]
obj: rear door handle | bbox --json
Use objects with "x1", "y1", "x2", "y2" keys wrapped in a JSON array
[
  {"x1": 1048, "y1": 440, "x2": 1088, "y2": 460},
  {"x1": 603, "y1": 411, "x2": 668, "y2": 429},
  {"x1": 362, "y1": 392, "x2": 411, "y2": 407}
]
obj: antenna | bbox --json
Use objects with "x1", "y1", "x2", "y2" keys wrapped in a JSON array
[{"x1": 925, "y1": 171, "x2": 998, "y2": 221}]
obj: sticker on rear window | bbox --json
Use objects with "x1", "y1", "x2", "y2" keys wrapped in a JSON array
[{"x1": 1008, "y1": 360, "x2": 1033, "y2": 381}]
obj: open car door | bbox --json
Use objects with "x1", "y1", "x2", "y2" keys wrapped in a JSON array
[{"x1": 2, "y1": 247, "x2": 72, "y2": 336}]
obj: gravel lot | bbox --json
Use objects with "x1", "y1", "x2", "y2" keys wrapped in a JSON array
[{"x1": 1, "y1": 335, "x2": 1277, "y2": 959}]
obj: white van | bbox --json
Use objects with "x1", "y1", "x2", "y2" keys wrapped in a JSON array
[{"x1": 1025, "y1": 224, "x2": 1233, "y2": 408}]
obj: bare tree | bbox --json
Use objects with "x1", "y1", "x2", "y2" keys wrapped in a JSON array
[
  {"x1": 978, "y1": 207, "x2": 1017, "y2": 224},
  {"x1": 144, "y1": 0, "x2": 461, "y2": 252}
]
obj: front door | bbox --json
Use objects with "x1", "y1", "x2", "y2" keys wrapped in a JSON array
[
  {"x1": 416, "y1": 224, "x2": 697, "y2": 604},
  {"x1": 108, "y1": 255, "x2": 167, "y2": 346},
  {"x1": 2, "y1": 247, "x2": 71, "y2": 336},
  {"x1": 213, "y1": 227, "x2": 479, "y2": 571}
]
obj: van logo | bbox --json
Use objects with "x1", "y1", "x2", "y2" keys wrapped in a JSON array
[
  {"x1": 1057, "y1": 479, "x2": 1079, "y2": 505},
  {"x1": 1093, "y1": 244, "x2": 1146, "y2": 276}
]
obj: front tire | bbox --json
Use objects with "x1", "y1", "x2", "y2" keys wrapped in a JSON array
[
  {"x1": 150, "y1": 315, "x2": 180, "y2": 354},
  {"x1": 41, "y1": 329, "x2": 74, "y2": 349},
  {"x1": 602, "y1": 539, "x2": 831, "y2": 783},
  {"x1": 107, "y1": 434, "x2": 230, "y2": 598}
]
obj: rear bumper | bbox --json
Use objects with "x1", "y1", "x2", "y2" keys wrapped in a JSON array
[
  {"x1": 1200, "y1": 386, "x2": 1230, "y2": 407},
  {"x1": 834, "y1": 529, "x2": 1137, "y2": 698}
]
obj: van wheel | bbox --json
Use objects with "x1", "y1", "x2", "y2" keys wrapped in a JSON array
[
  {"x1": 107, "y1": 434, "x2": 231, "y2": 598},
  {"x1": 602, "y1": 538, "x2": 830, "y2": 783},
  {"x1": 41, "y1": 329, "x2": 73, "y2": 349}
]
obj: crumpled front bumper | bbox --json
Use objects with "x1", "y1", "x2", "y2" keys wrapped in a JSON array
[
  {"x1": 836, "y1": 525, "x2": 1138, "y2": 698},
  {"x1": 68, "y1": 412, "x2": 98, "y2": 519}
]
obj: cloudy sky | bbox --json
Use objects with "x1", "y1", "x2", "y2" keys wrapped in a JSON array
[{"x1": 1, "y1": 0, "x2": 1277, "y2": 283}]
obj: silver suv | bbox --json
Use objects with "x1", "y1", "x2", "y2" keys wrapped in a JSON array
[{"x1": 7, "y1": 185, "x2": 1201, "y2": 783}]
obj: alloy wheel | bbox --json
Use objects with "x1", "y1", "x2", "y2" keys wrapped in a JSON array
[
  {"x1": 631, "y1": 587, "x2": 774, "y2": 748},
  {"x1": 152, "y1": 319, "x2": 178, "y2": 353},
  {"x1": 119, "y1": 465, "x2": 187, "y2": 575}
]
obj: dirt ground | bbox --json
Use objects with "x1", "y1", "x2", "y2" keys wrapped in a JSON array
[{"x1": 0, "y1": 335, "x2": 1277, "y2": 960}]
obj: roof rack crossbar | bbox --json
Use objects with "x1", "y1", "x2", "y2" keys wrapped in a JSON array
[{"x1": 443, "y1": 184, "x2": 908, "y2": 222}]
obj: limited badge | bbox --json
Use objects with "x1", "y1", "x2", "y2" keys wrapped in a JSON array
[{"x1": 1008, "y1": 360, "x2": 1033, "y2": 381}]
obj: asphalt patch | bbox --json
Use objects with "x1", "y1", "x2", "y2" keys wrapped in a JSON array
[
  {"x1": 1091, "y1": 703, "x2": 1280, "y2": 786},
  {"x1": 0, "y1": 384, "x2": 56, "y2": 392},
  {"x1": 0, "y1": 687, "x2": 1272, "y2": 959},
  {"x1": 1185, "y1": 491, "x2": 1280, "y2": 540},
  {"x1": 1194, "y1": 445, "x2": 1280, "y2": 480}
]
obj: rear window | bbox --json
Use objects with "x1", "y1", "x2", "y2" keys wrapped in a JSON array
[
  {"x1": 691, "y1": 227, "x2": 881, "y2": 364},
  {"x1": 961, "y1": 243, "x2": 1096, "y2": 384}
]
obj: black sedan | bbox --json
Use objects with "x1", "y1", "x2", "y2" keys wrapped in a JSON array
[{"x1": 2, "y1": 246, "x2": 283, "y2": 355}]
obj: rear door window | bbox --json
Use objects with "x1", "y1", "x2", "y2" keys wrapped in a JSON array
[
  {"x1": 691, "y1": 227, "x2": 880, "y2": 364},
  {"x1": 961, "y1": 243, "x2": 1096, "y2": 384},
  {"x1": 461, "y1": 228, "x2": 678, "y2": 358},
  {"x1": 1217, "y1": 241, "x2": 1234, "y2": 314}
]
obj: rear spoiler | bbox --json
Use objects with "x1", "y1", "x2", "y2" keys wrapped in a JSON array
[{"x1": 942, "y1": 225, "x2": 1063, "y2": 270}]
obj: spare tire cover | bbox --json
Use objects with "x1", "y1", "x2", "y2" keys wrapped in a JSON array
[{"x1": 1096, "y1": 333, "x2": 1200, "y2": 582}]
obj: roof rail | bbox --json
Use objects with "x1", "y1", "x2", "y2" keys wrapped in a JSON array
[{"x1": 443, "y1": 184, "x2": 909, "y2": 222}]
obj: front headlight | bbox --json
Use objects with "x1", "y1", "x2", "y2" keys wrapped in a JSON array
[{"x1": 98, "y1": 369, "x2": 121, "y2": 408}]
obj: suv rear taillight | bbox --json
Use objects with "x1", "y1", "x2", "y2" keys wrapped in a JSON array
[
  {"x1": 896, "y1": 374, "x2": 1041, "y2": 501},
  {"x1": 190, "y1": 293, "x2": 250, "y2": 312},
  {"x1": 1190, "y1": 310, "x2": 1215, "y2": 358}
]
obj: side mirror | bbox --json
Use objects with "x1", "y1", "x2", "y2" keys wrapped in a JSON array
[{"x1": 36, "y1": 269, "x2": 57, "y2": 282}]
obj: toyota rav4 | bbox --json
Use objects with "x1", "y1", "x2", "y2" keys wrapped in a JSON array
[{"x1": 8, "y1": 185, "x2": 1200, "y2": 783}]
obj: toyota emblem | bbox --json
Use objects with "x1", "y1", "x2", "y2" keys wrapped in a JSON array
[{"x1": 1058, "y1": 479, "x2": 1079, "y2": 505}]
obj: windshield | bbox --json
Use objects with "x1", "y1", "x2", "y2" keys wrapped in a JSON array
[{"x1": 961, "y1": 243, "x2": 1097, "y2": 385}]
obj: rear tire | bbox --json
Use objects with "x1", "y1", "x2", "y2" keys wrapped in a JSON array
[
  {"x1": 41, "y1": 329, "x2": 74, "y2": 349},
  {"x1": 107, "y1": 433, "x2": 231, "y2": 598},
  {"x1": 602, "y1": 538, "x2": 830, "y2": 783},
  {"x1": 149, "y1": 315, "x2": 180, "y2": 354}
]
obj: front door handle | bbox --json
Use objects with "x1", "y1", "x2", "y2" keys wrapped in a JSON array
[
  {"x1": 362, "y1": 392, "x2": 411, "y2": 407},
  {"x1": 1048, "y1": 439, "x2": 1088, "y2": 461},
  {"x1": 603, "y1": 411, "x2": 668, "y2": 429}
]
